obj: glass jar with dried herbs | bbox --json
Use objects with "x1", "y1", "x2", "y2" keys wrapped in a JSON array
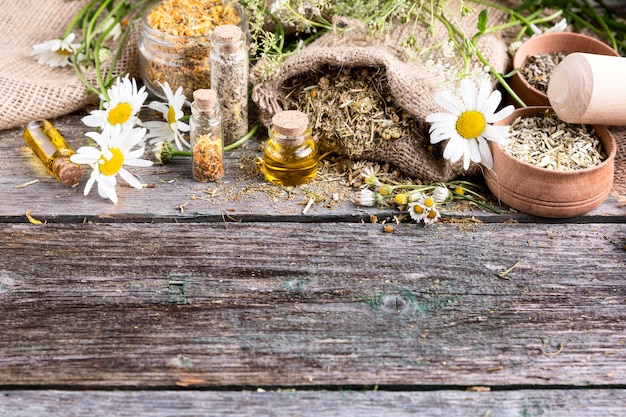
[
  {"x1": 260, "y1": 110, "x2": 318, "y2": 187},
  {"x1": 138, "y1": 0, "x2": 247, "y2": 100},
  {"x1": 190, "y1": 89, "x2": 224, "y2": 182},
  {"x1": 210, "y1": 24, "x2": 249, "y2": 146}
]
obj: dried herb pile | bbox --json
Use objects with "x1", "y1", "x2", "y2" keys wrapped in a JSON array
[
  {"x1": 281, "y1": 66, "x2": 429, "y2": 160},
  {"x1": 505, "y1": 111, "x2": 606, "y2": 171},
  {"x1": 520, "y1": 52, "x2": 566, "y2": 94}
]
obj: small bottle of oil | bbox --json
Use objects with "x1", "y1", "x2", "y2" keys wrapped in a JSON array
[
  {"x1": 260, "y1": 110, "x2": 318, "y2": 186},
  {"x1": 23, "y1": 119, "x2": 83, "y2": 186},
  {"x1": 190, "y1": 88, "x2": 224, "y2": 182}
]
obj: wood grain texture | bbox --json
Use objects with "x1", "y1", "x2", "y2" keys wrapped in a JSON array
[
  {"x1": 1, "y1": 389, "x2": 625, "y2": 417},
  {"x1": 1, "y1": 222, "x2": 624, "y2": 388}
]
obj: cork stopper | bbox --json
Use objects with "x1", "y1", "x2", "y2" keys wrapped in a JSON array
[
  {"x1": 213, "y1": 24, "x2": 242, "y2": 43},
  {"x1": 52, "y1": 156, "x2": 83, "y2": 186},
  {"x1": 271, "y1": 110, "x2": 309, "y2": 138},
  {"x1": 213, "y1": 24, "x2": 243, "y2": 54},
  {"x1": 193, "y1": 89, "x2": 218, "y2": 114}
]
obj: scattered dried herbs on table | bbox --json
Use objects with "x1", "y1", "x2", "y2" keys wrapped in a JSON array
[
  {"x1": 504, "y1": 111, "x2": 606, "y2": 171},
  {"x1": 520, "y1": 52, "x2": 566, "y2": 94},
  {"x1": 282, "y1": 66, "x2": 429, "y2": 159}
]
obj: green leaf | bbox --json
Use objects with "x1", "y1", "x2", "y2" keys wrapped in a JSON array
[{"x1": 477, "y1": 9, "x2": 488, "y2": 34}]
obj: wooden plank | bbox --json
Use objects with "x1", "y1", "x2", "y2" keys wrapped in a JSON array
[
  {"x1": 1, "y1": 389, "x2": 625, "y2": 417},
  {"x1": 1, "y1": 113, "x2": 624, "y2": 223},
  {"x1": 0, "y1": 222, "x2": 624, "y2": 388}
]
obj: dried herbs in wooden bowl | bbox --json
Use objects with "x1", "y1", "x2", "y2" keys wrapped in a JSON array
[
  {"x1": 484, "y1": 107, "x2": 616, "y2": 218},
  {"x1": 510, "y1": 32, "x2": 619, "y2": 106}
]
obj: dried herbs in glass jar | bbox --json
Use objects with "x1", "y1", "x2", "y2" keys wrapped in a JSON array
[
  {"x1": 210, "y1": 24, "x2": 249, "y2": 146},
  {"x1": 190, "y1": 89, "x2": 224, "y2": 182},
  {"x1": 138, "y1": 0, "x2": 247, "y2": 100}
]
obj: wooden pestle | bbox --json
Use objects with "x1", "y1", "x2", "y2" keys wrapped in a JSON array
[{"x1": 548, "y1": 52, "x2": 626, "y2": 125}]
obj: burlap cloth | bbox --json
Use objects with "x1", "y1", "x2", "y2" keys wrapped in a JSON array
[
  {"x1": 251, "y1": 7, "x2": 511, "y2": 181},
  {"x1": 0, "y1": 0, "x2": 139, "y2": 132},
  {"x1": 1, "y1": 0, "x2": 624, "y2": 194}
]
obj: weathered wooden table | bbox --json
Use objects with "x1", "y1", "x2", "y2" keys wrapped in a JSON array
[{"x1": 0, "y1": 111, "x2": 624, "y2": 416}]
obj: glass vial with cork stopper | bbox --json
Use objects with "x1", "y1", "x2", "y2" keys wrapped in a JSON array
[
  {"x1": 210, "y1": 24, "x2": 249, "y2": 147},
  {"x1": 23, "y1": 119, "x2": 83, "y2": 186},
  {"x1": 260, "y1": 110, "x2": 318, "y2": 186},
  {"x1": 190, "y1": 89, "x2": 224, "y2": 182}
]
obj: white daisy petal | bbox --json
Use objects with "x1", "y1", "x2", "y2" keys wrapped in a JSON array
[
  {"x1": 476, "y1": 79, "x2": 492, "y2": 109},
  {"x1": 460, "y1": 79, "x2": 478, "y2": 110},
  {"x1": 125, "y1": 157, "x2": 154, "y2": 168},
  {"x1": 468, "y1": 138, "x2": 481, "y2": 163},
  {"x1": 98, "y1": 179, "x2": 118, "y2": 205},
  {"x1": 118, "y1": 168, "x2": 143, "y2": 189},
  {"x1": 425, "y1": 112, "x2": 458, "y2": 123},
  {"x1": 488, "y1": 104, "x2": 515, "y2": 124},
  {"x1": 478, "y1": 137, "x2": 494, "y2": 169},
  {"x1": 434, "y1": 91, "x2": 465, "y2": 115}
]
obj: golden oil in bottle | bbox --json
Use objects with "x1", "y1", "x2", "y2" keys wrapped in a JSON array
[
  {"x1": 23, "y1": 119, "x2": 83, "y2": 186},
  {"x1": 260, "y1": 110, "x2": 318, "y2": 186}
]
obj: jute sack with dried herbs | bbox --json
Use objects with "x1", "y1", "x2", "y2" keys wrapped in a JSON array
[
  {"x1": 0, "y1": 0, "x2": 139, "y2": 131},
  {"x1": 251, "y1": 1, "x2": 513, "y2": 182}
]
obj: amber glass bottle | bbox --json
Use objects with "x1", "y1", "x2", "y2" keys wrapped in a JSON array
[
  {"x1": 260, "y1": 110, "x2": 318, "y2": 186},
  {"x1": 23, "y1": 119, "x2": 83, "y2": 186}
]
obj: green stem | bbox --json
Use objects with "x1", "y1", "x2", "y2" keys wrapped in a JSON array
[
  {"x1": 63, "y1": 0, "x2": 102, "y2": 38},
  {"x1": 582, "y1": 0, "x2": 618, "y2": 51},
  {"x1": 171, "y1": 149, "x2": 191, "y2": 158},
  {"x1": 452, "y1": 190, "x2": 501, "y2": 214},
  {"x1": 474, "y1": 47, "x2": 526, "y2": 107},
  {"x1": 224, "y1": 124, "x2": 259, "y2": 152}
]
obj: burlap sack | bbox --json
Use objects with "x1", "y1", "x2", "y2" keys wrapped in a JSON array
[
  {"x1": 251, "y1": 2, "x2": 515, "y2": 182},
  {"x1": 0, "y1": 0, "x2": 139, "y2": 131}
]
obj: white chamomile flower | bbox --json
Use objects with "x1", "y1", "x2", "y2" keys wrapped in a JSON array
[
  {"x1": 408, "y1": 190, "x2": 424, "y2": 202},
  {"x1": 432, "y1": 185, "x2": 450, "y2": 203},
  {"x1": 423, "y1": 206, "x2": 441, "y2": 224},
  {"x1": 545, "y1": 18, "x2": 568, "y2": 33},
  {"x1": 361, "y1": 167, "x2": 382, "y2": 187},
  {"x1": 99, "y1": 16, "x2": 123, "y2": 42},
  {"x1": 408, "y1": 202, "x2": 426, "y2": 222},
  {"x1": 355, "y1": 188, "x2": 381, "y2": 207},
  {"x1": 70, "y1": 125, "x2": 153, "y2": 204},
  {"x1": 412, "y1": 195, "x2": 440, "y2": 224},
  {"x1": 143, "y1": 82, "x2": 190, "y2": 150},
  {"x1": 31, "y1": 33, "x2": 80, "y2": 68},
  {"x1": 426, "y1": 79, "x2": 514, "y2": 170},
  {"x1": 531, "y1": 18, "x2": 568, "y2": 37},
  {"x1": 82, "y1": 75, "x2": 148, "y2": 131}
]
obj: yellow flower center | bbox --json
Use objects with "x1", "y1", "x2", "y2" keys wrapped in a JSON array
[
  {"x1": 423, "y1": 197, "x2": 435, "y2": 208},
  {"x1": 167, "y1": 106, "x2": 177, "y2": 126},
  {"x1": 413, "y1": 205, "x2": 425, "y2": 215},
  {"x1": 454, "y1": 186, "x2": 465, "y2": 195},
  {"x1": 56, "y1": 46, "x2": 74, "y2": 56},
  {"x1": 379, "y1": 185, "x2": 393, "y2": 196},
  {"x1": 427, "y1": 209, "x2": 438, "y2": 219},
  {"x1": 99, "y1": 148, "x2": 124, "y2": 176},
  {"x1": 394, "y1": 194, "x2": 407, "y2": 205},
  {"x1": 107, "y1": 102, "x2": 133, "y2": 126},
  {"x1": 456, "y1": 110, "x2": 486, "y2": 139}
]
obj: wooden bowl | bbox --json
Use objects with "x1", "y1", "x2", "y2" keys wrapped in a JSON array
[
  {"x1": 483, "y1": 107, "x2": 616, "y2": 218},
  {"x1": 510, "y1": 32, "x2": 619, "y2": 106}
]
